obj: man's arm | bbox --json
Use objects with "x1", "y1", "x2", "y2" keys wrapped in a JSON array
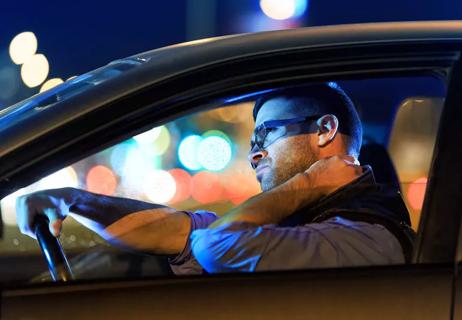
[
  {"x1": 210, "y1": 155, "x2": 362, "y2": 228},
  {"x1": 192, "y1": 217, "x2": 404, "y2": 273},
  {"x1": 16, "y1": 188, "x2": 191, "y2": 255}
]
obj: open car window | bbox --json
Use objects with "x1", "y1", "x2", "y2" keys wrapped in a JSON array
[{"x1": 0, "y1": 75, "x2": 447, "y2": 283}]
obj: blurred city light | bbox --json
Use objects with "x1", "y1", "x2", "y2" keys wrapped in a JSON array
[
  {"x1": 197, "y1": 133, "x2": 232, "y2": 171},
  {"x1": 120, "y1": 146, "x2": 160, "y2": 194},
  {"x1": 191, "y1": 171, "x2": 223, "y2": 204},
  {"x1": 86, "y1": 165, "x2": 117, "y2": 196},
  {"x1": 407, "y1": 177, "x2": 427, "y2": 210},
  {"x1": 151, "y1": 126, "x2": 171, "y2": 156},
  {"x1": 133, "y1": 126, "x2": 162, "y2": 145},
  {"x1": 110, "y1": 140, "x2": 138, "y2": 175},
  {"x1": 1, "y1": 188, "x2": 26, "y2": 226},
  {"x1": 178, "y1": 135, "x2": 203, "y2": 170},
  {"x1": 40, "y1": 78, "x2": 64, "y2": 93},
  {"x1": 143, "y1": 170, "x2": 176, "y2": 203},
  {"x1": 20, "y1": 54, "x2": 49, "y2": 87},
  {"x1": 37, "y1": 167, "x2": 78, "y2": 190},
  {"x1": 223, "y1": 167, "x2": 261, "y2": 204},
  {"x1": 260, "y1": 0, "x2": 307, "y2": 20},
  {"x1": 168, "y1": 168, "x2": 192, "y2": 204},
  {"x1": 9, "y1": 31, "x2": 38, "y2": 65}
]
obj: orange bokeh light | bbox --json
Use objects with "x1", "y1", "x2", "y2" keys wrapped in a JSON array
[
  {"x1": 407, "y1": 177, "x2": 428, "y2": 210},
  {"x1": 191, "y1": 171, "x2": 223, "y2": 204},
  {"x1": 168, "y1": 168, "x2": 192, "y2": 204},
  {"x1": 224, "y1": 172, "x2": 261, "y2": 204},
  {"x1": 86, "y1": 165, "x2": 117, "y2": 196}
]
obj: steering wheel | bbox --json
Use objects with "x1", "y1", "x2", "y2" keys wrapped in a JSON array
[{"x1": 33, "y1": 215, "x2": 74, "y2": 281}]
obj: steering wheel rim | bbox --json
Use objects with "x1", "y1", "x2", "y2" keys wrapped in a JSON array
[{"x1": 33, "y1": 215, "x2": 74, "y2": 282}]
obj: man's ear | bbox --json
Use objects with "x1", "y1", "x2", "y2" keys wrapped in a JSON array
[{"x1": 316, "y1": 114, "x2": 339, "y2": 147}]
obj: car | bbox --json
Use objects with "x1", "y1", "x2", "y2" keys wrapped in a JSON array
[{"x1": 1, "y1": 21, "x2": 462, "y2": 319}]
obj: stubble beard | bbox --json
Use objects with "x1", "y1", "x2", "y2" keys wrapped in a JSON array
[{"x1": 260, "y1": 145, "x2": 318, "y2": 192}]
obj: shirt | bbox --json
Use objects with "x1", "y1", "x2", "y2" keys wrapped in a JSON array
[{"x1": 169, "y1": 210, "x2": 404, "y2": 275}]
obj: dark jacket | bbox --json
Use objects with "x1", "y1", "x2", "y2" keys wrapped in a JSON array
[{"x1": 280, "y1": 166, "x2": 415, "y2": 262}]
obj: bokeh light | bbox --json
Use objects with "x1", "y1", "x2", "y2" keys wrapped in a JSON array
[
  {"x1": 191, "y1": 171, "x2": 223, "y2": 204},
  {"x1": 197, "y1": 133, "x2": 232, "y2": 171},
  {"x1": 120, "y1": 146, "x2": 160, "y2": 195},
  {"x1": 9, "y1": 31, "x2": 38, "y2": 65},
  {"x1": 1, "y1": 188, "x2": 26, "y2": 226},
  {"x1": 407, "y1": 177, "x2": 428, "y2": 210},
  {"x1": 20, "y1": 54, "x2": 49, "y2": 87},
  {"x1": 223, "y1": 172, "x2": 261, "y2": 205},
  {"x1": 37, "y1": 167, "x2": 78, "y2": 190},
  {"x1": 40, "y1": 78, "x2": 64, "y2": 93},
  {"x1": 178, "y1": 135, "x2": 203, "y2": 170},
  {"x1": 133, "y1": 127, "x2": 161, "y2": 145},
  {"x1": 86, "y1": 165, "x2": 117, "y2": 196},
  {"x1": 110, "y1": 140, "x2": 137, "y2": 174},
  {"x1": 135, "y1": 126, "x2": 170, "y2": 156},
  {"x1": 143, "y1": 170, "x2": 176, "y2": 203},
  {"x1": 168, "y1": 168, "x2": 192, "y2": 204},
  {"x1": 260, "y1": 0, "x2": 296, "y2": 20}
]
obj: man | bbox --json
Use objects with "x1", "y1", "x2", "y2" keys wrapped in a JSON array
[{"x1": 16, "y1": 83, "x2": 413, "y2": 275}]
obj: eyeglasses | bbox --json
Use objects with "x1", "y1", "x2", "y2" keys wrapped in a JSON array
[{"x1": 250, "y1": 115, "x2": 321, "y2": 151}]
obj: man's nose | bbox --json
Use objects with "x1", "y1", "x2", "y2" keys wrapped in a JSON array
[{"x1": 248, "y1": 147, "x2": 268, "y2": 169}]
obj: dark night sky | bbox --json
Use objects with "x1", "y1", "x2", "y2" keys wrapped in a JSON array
[{"x1": 0, "y1": 0, "x2": 461, "y2": 106}]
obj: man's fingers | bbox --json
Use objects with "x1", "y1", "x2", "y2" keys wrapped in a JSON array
[
  {"x1": 340, "y1": 155, "x2": 360, "y2": 166},
  {"x1": 50, "y1": 220, "x2": 63, "y2": 237},
  {"x1": 43, "y1": 208, "x2": 62, "y2": 237}
]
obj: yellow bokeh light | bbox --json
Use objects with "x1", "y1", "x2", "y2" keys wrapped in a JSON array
[
  {"x1": 260, "y1": 0, "x2": 296, "y2": 20},
  {"x1": 39, "y1": 78, "x2": 64, "y2": 93},
  {"x1": 20, "y1": 54, "x2": 49, "y2": 88},
  {"x1": 9, "y1": 31, "x2": 38, "y2": 65}
]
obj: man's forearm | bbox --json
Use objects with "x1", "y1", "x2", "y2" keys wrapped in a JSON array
[
  {"x1": 43, "y1": 188, "x2": 190, "y2": 255},
  {"x1": 67, "y1": 188, "x2": 169, "y2": 229}
]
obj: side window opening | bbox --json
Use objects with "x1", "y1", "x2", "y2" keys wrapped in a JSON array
[
  {"x1": 0, "y1": 76, "x2": 447, "y2": 283},
  {"x1": 388, "y1": 97, "x2": 444, "y2": 228}
]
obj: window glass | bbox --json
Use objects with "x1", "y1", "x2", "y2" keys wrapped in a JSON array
[{"x1": 0, "y1": 76, "x2": 446, "y2": 283}]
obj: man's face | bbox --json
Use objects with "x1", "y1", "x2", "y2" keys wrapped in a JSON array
[{"x1": 249, "y1": 97, "x2": 320, "y2": 192}]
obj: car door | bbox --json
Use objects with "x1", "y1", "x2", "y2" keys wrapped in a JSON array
[{"x1": 1, "y1": 22, "x2": 462, "y2": 319}]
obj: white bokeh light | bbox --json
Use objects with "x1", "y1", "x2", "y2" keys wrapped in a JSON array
[
  {"x1": 9, "y1": 31, "x2": 38, "y2": 65},
  {"x1": 197, "y1": 136, "x2": 232, "y2": 171},
  {"x1": 40, "y1": 77, "x2": 64, "y2": 93},
  {"x1": 178, "y1": 135, "x2": 203, "y2": 170},
  {"x1": 36, "y1": 167, "x2": 79, "y2": 190},
  {"x1": 143, "y1": 170, "x2": 176, "y2": 203},
  {"x1": 133, "y1": 127, "x2": 162, "y2": 145},
  {"x1": 260, "y1": 0, "x2": 296, "y2": 20},
  {"x1": 1, "y1": 188, "x2": 26, "y2": 226},
  {"x1": 21, "y1": 54, "x2": 49, "y2": 88}
]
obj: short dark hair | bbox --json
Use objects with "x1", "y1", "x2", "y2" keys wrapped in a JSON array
[{"x1": 253, "y1": 83, "x2": 363, "y2": 156}]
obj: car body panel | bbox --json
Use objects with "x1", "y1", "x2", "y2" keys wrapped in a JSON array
[{"x1": 2, "y1": 266, "x2": 454, "y2": 320}]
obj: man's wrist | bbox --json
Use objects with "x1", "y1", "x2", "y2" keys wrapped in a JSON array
[{"x1": 287, "y1": 172, "x2": 324, "y2": 209}]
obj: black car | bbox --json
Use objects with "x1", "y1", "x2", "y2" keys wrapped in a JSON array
[{"x1": 1, "y1": 21, "x2": 461, "y2": 319}]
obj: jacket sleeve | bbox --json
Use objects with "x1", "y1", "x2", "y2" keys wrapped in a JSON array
[
  {"x1": 169, "y1": 210, "x2": 219, "y2": 275},
  {"x1": 190, "y1": 216, "x2": 404, "y2": 273}
]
